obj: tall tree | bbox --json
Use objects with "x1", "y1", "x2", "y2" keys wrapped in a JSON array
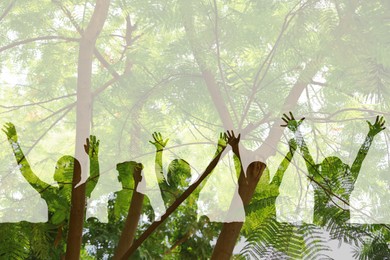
[
  {"x1": 1, "y1": 0, "x2": 390, "y2": 258},
  {"x1": 66, "y1": 0, "x2": 110, "y2": 258}
]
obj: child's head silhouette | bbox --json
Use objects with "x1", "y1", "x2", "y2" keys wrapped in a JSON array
[
  {"x1": 167, "y1": 159, "x2": 191, "y2": 189},
  {"x1": 53, "y1": 156, "x2": 79, "y2": 188},
  {"x1": 116, "y1": 161, "x2": 143, "y2": 189},
  {"x1": 320, "y1": 156, "x2": 349, "y2": 178}
]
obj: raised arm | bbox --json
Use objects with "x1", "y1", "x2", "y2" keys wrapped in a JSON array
[
  {"x1": 214, "y1": 132, "x2": 228, "y2": 157},
  {"x1": 85, "y1": 135, "x2": 100, "y2": 198},
  {"x1": 2, "y1": 122, "x2": 49, "y2": 192},
  {"x1": 281, "y1": 112, "x2": 316, "y2": 175},
  {"x1": 351, "y1": 116, "x2": 385, "y2": 181},
  {"x1": 270, "y1": 139, "x2": 297, "y2": 187},
  {"x1": 197, "y1": 133, "x2": 228, "y2": 194},
  {"x1": 226, "y1": 130, "x2": 243, "y2": 177},
  {"x1": 149, "y1": 132, "x2": 169, "y2": 183}
]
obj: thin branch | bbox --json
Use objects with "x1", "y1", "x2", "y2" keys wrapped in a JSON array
[
  {"x1": 57, "y1": 4, "x2": 124, "y2": 95},
  {"x1": 81, "y1": 0, "x2": 88, "y2": 29},
  {"x1": 59, "y1": 4, "x2": 84, "y2": 33},
  {"x1": 22, "y1": 104, "x2": 74, "y2": 159},
  {"x1": 212, "y1": 0, "x2": 238, "y2": 123},
  {"x1": 311, "y1": 109, "x2": 390, "y2": 121},
  {"x1": 92, "y1": 77, "x2": 121, "y2": 98},
  {"x1": 120, "y1": 147, "x2": 227, "y2": 259},
  {"x1": 0, "y1": 0, "x2": 16, "y2": 23},
  {"x1": 311, "y1": 80, "x2": 327, "y2": 87},
  {"x1": 40, "y1": 102, "x2": 76, "y2": 123},
  {"x1": 180, "y1": 109, "x2": 222, "y2": 128},
  {"x1": 0, "y1": 93, "x2": 76, "y2": 109},
  {"x1": 59, "y1": 4, "x2": 123, "y2": 81},
  {"x1": 0, "y1": 36, "x2": 79, "y2": 53},
  {"x1": 239, "y1": 0, "x2": 310, "y2": 129},
  {"x1": 220, "y1": 58, "x2": 251, "y2": 88},
  {"x1": 254, "y1": 58, "x2": 321, "y2": 159},
  {"x1": 182, "y1": 4, "x2": 235, "y2": 130},
  {"x1": 164, "y1": 230, "x2": 193, "y2": 256}
]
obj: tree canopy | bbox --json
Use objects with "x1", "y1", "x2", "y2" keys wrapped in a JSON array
[{"x1": 0, "y1": 0, "x2": 390, "y2": 259}]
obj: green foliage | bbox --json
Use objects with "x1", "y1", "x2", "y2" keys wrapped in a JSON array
[
  {"x1": 29, "y1": 223, "x2": 53, "y2": 260},
  {"x1": 241, "y1": 219, "x2": 330, "y2": 260},
  {"x1": 0, "y1": 223, "x2": 30, "y2": 260},
  {"x1": 1, "y1": 0, "x2": 390, "y2": 258},
  {"x1": 354, "y1": 231, "x2": 390, "y2": 260}
]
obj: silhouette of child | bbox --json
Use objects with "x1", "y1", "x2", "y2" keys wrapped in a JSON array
[
  {"x1": 84, "y1": 161, "x2": 143, "y2": 259},
  {"x1": 2, "y1": 122, "x2": 100, "y2": 255},
  {"x1": 149, "y1": 132, "x2": 192, "y2": 206},
  {"x1": 281, "y1": 113, "x2": 385, "y2": 225}
]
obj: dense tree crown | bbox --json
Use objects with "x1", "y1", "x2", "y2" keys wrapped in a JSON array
[{"x1": 0, "y1": 0, "x2": 389, "y2": 259}]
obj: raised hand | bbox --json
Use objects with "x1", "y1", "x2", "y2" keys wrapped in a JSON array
[
  {"x1": 149, "y1": 132, "x2": 169, "y2": 150},
  {"x1": 367, "y1": 115, "x2": 386, "y2": 136},
  {"x1": 288, "y1": 138, "x2": 297, "y2": 152},
  {"x1": 281, "y1": 112, "x2": 305, "y2": 133},
  {"x1": 84, "y1": 135, "x2": 100, "y2": 157},
  {"x1": 217, "y1": 132, "x2": 228, "y2": 150},
  {"x1": 2, "y1": 122, "x2": 18, "y2": 143},
  {"x1": 226, "y1": 130, "x2": 240, "y2": 152}
]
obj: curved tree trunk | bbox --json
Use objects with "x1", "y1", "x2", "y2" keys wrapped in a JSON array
[
  {"x1": 113, "y1": 165, "x2": 144, "y2": 260},
  {"x1": 211, "y1": 161, "x2": 266, "y2": 260},
  {"x1": 120, "y1": 148, "x2": 226, "y2": 259},
  {"x1": 65, "y1": 1, "x2": 110, "y2": 259}
]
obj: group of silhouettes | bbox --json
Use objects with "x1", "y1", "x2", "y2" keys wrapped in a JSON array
[{"x1": 1, "y1": 112, "x2": 385, "y2": 257}]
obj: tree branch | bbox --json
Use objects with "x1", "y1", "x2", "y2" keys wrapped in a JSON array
[
  {"x1": 0, "y1": 36, "x2": 79, "y2": 53},
  {"x1": 66, "y1": 0, "x2": 110, "y2": 259},
  {"x1": 255, "y1": 58, "x2": 322, "y2": 160},
  {"x1": 164, "y1": 230, "x2": 193, "y2": 256},
  {"x1": 113, "y1": 164, "x2": 144, "y2": 259},
  {"x1": 182, "y1": 2, "x2": 235, "y2": 130},
  {"x1": 59, "y1": 4, "x2": 122, "y2": 80},
  {"x1": 0, "y1": 93, "x2": 76, "y2": 109},
  {"x1": 120, "y1": 147, "x2": 226, "y2": 259},
  {"x1": 239, "y1": 0, "x2": 311, "y2": 129},
  {"x1": 0, "y1": 0, "x2": 16, "y2": 23},
  {"x1": 212, "y1": 0, "x2": 238, "y2": 123}
]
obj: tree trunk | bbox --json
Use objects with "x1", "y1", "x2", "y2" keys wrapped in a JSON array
[
  {"x1": 65, "y1": 1, "x2": 110, "y2": 259},
  {"x1": 120, "y1": 148, "x2": 226, "y2": 259},
  {"x1": 254, "y1": 58, "x2": 322, "y2": 160},
  {"x1": 211, "y1": 161, "x2": 266, "y2": 259},
  {"x1": 211, "y1": 60, "x2": 322, "y2": 259},
  {"x1": 181, "y1": 1, "x2": 324, "y2": 259},
  {"x1": 113, "y1": 166, "x2": 144, "y2": 260},
  {"x1": 180, "y1": 0, "x2": 235, "y2": 130}
]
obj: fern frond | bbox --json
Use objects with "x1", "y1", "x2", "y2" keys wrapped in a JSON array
[
  {"x1": 0, "y1": 223, "x2": 30, "y2": 260},
  {"x1": 241, "y1": 219, "x2": 330, "y2": 260}
]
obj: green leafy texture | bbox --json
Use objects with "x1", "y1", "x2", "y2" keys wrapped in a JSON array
[
  {"x1": 241, "y1": 219, "x2": 330, "y2": 260},
  {"x1": 1, "y1": 0, "x2": 390, "y2": 258},
  {"x1": 0, "y1": 223, "x2": 30, "y2": 260},
  {"x1": 83, "y1": 161, "x2": 141, "y2": 259},
  {"x1": 29, "y1": 223, "x2": 55, "y2": 260}
]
